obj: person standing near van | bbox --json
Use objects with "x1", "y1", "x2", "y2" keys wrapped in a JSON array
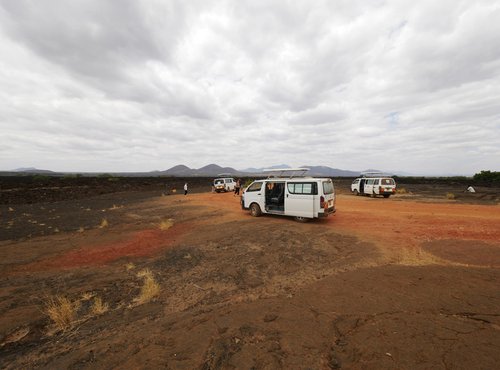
[
  {"x1": 184, "y1": 182, "x2": 188, "y2": 195},
  {"x1": 234, "y1": 179, "x2": 241, "y2": 196}
]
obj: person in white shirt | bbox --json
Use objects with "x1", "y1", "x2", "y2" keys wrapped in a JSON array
[
  {"x1": 466, "y1": 185, "x2": 476, "y2": 193},
  {"x1": 184, "y1": 183, "x2": 188, "y2": 195}
]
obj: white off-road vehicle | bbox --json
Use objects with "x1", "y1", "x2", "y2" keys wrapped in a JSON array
[
  {"x1": 351, "y1": 173, "x2": 396, "y2": 198},
  {"x1": 213, "y1": 176, "x2": 236, "y2": 192},
  {"x1": 241, "y1": 168, "x2": 336, "y2": 222}
]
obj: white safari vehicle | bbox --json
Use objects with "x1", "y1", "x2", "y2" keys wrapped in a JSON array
[
  {"x1": 213, "y1": 176, "x2": 236, "y2": 192},
  {"x1": 241, "y1": 168, "x2": 336, "y2": 222},
  {"x1": 351, "y1": 173, "x2": 396, "y2": 198}
]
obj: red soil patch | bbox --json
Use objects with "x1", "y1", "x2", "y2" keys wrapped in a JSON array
[
  {"x1": 19, "y1": 223, "x2": 191, "y2": 271},
  {"x1": 328, "y1": 196, "x2": 500, "y2": 251}
]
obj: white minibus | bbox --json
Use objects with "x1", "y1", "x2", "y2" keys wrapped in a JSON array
[
  {"x1": 241, "y1": 169, "x2": 336, "y2": 222},
  {"x1": 351, "y1": 173, "x2": 396, "y2": 198},
  {"x1": 213, "y1": 177, "x2": 236, "y2": 192}
]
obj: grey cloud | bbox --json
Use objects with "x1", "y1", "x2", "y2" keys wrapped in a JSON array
[
  {"x1": 1, "y1": 1, "x2": 176, "y2": 75},
  {"x1": 0, "y1": 0, "x2": 216, "y2": 120},
  {"x1": 0, "y1": 1, "x2": 499, "y2": 174},
  {"x1": 380, "y1": 2, "x2": 500, "y2": 93},
  {"x1": 288, "y1": 105, "x2": 347, "y2": 126}
]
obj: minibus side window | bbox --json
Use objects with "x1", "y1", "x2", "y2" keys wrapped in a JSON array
[
  {"x1": 287, "y1": 182, "x2": 317, "y2": 195},
  {"x1": 374, "y1": 179, "x2": 379, "y2": 185}
]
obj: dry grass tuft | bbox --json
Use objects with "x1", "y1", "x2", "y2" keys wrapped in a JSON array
[
  {"x1": 77, "y1": 226, "x2": 85, "y2": 233},
  {"x1": 44, "y1": 296, "x2": 80, "y2": 331},
  {"x1": 136, "y1": 268, "x2": 153, "y2": 279},
  {"x1": 135, "y1": 269, "x2": 160, "y2": 305},
  {"x1": 393, "y1": 247, "x2": 445, "y2": 266},
  {"x1": 99, "y1": 218, "x2": 109, "y2": 228},
  {"x1": 81, "y1": 292, "x2": 95, "y2": 301},
  {"x1": 125, "y1": 262, "x2": 135, "y2": 271},
  {"x1": 158, "y1": 219, "x2": 174, "y2": 231},
  {"x1": 396, "y1": 187, "x2": 408, "y2": 194},
  {"x1": 91, "y1": 297, "x2": 109, "y2": 315},
  {"x1": 446, "y1": 192, "x2": 456, "y2": 200}
]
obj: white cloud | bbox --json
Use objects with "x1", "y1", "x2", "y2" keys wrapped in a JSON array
[{"x1": 0, "y1": 0, "x2": 499, "y2": 174}]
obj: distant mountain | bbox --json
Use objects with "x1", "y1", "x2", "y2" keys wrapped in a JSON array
[
  {"x1": 12, "y1": 167, "x2": 55, "y2": 174},
  {"x1": 159, "y1": 164, "x2": 240, "y2": 177},
  {"x1": 135, "y1": 164, "x2": 361, "y2": 177},
  {"x1": 161, "y1": 164, "x2": 192, "y2": 176},
  {"x1": 301, "y1": 165, "x2": 360, "y2": 177},
  {"x1": 240, "y1": 167, "x2": 260, "y2": 173},
  {"x1": 0, "y1": 164, "x2": 428, "y2": 177},
  {"x1": 240, "y1": 164, "x2": 360, "y2": 177},
  {"x1": 391, "y1": 171, "x2": 413, "y2": 176},
  {"x1": 241, "y1": 164, "x2": 291, "y2": 173},
  {"x1": 195, "y1": 164, "x2": 239, "y2": 176}
]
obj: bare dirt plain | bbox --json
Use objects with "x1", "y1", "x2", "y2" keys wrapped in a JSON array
[{"x1": 1, "y1": 178, "x2": 499, "y2": 369}]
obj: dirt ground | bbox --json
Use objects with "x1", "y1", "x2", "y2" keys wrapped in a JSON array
[{"x1": 1, "y1": 179, "x2": 499, "y2": 369}]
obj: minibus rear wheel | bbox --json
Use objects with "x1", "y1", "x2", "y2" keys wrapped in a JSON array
[{"x1": 250, "y1": 203, "x2": 262, "y2": 217}]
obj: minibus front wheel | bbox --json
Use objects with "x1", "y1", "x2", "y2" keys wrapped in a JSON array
[{"x1": 250, "y1": 203, "x2": 262, "y2": 217}]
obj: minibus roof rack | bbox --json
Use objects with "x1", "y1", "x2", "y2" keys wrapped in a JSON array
[
  {"x1": 263, "y1": 168, "x2": 310, "y2": 178},
  {"x1": 216, "y1": 173, "x2": 233, "y2": 177},
  {"x1": 361, "y1": 171, "x2": 393, "y2": 178}
]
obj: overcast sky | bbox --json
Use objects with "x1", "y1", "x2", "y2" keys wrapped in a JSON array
[{"x1": 1, "y1": 0, "x2": 499, "y2": 175}]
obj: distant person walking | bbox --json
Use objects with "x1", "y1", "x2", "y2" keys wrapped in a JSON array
[
  {"x1": 234, "y1": 179, "x2": 241, "y2": 196},
  {"x1": 184, "y1": 182, "x2": 188, "y2": 195}
]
